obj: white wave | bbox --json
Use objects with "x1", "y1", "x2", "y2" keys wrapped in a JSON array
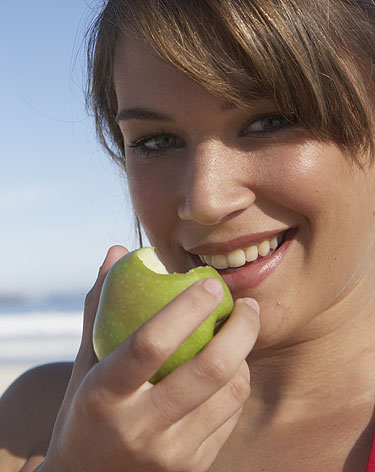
[
  {"x1": 0, "y1": 337, "x2": 81, "y2": 363},
  {"x1": 0, "y1": 310, "x2": 83, "y2": 337},
  {"x1": 0, "y1": 310, "x2": 83, "y2": 365}
]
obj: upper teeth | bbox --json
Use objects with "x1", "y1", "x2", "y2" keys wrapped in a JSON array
[{"x1": 199, "y1": 234, "x2": 283, "y2": 270}]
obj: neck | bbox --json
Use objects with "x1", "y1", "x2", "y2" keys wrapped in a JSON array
[{"x1": 247, "y1": 273, "x2": 375, "y2": 423}]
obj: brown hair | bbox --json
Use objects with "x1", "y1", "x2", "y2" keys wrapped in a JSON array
[{"x1": 86, "y1": 0, "x2": 375, "y2": 168}]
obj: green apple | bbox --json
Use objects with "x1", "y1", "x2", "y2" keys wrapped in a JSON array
[{"x1": 93, "y1": 247, "x2": 234, "y2": 383}]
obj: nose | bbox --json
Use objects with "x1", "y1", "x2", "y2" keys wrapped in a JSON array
[{"x1": 177, "y1": 140, "x2": 256, "y2": 225}]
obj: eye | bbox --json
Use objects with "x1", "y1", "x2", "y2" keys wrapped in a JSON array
[
  {"x1": 241, "y1": 113, "x2": 298, "y2": 136},
  {"x1": 128, "y1": 133, "x2": 184, "y2": 158}
]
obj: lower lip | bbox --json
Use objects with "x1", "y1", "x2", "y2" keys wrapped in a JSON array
[{"x1": 217, "y1": 228, "x2": 298, "y2": 294}]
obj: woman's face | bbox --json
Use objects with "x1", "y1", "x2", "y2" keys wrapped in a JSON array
[{"x1": 113, "y1": 36, "x2": 375, "y2": 348}]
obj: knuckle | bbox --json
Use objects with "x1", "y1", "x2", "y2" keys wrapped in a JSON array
[
  {"x1": 187, "y1": 282, "x2": 217, "y2": 312},
  {"x1": 130, "y1": 327, "x2": 169, "y2": 365},
  {"x1": 84, "y1": 288, "x2": 96, "y2": 311},
  {"x1": 151, "y1": 379, "x2": 188, "y2": 425},
  {"x1": 229, "y1": 373, "x2": 251, "y2": 403},
  {"x1": 73, "y1": 365, "x2": 116, "y2": 420},
  {"x1": 152, "y1": 385, "x2": 177, "y2": 423},
  {"x1": 195, "y1": 354, "x2": 229, "y2": 385},
  {"x1": 155, "y1": 451, "x2": 176, "y2": 471},
  {"x1": 120, "y1": 427, "x2": 143, "y2": 455},
  {"x1": 153, "y1": 440, "x2": 191, "y2": 472},
  {"x1": 74, "y1": 381, "x2": 107, "y2": 420}
]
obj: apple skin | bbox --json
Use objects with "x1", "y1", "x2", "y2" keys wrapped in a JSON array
[{"x1": 93, "y1": 247, "x2": 234, "y2": 383}]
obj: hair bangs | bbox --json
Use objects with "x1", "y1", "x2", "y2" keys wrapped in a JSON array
[{"x1": 87, "y1": 0, "x2": 375, "y2": 166}]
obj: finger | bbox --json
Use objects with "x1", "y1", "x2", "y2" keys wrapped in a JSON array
[
  {"x1": 47, "y1": 246, "x2": 129, "y2": 437},
  {"x1": 75, "y1": 246, "x2": 129, "y2": 378},
  {"x1": 150, "y1": 298, "x2": 259, "y2": 424},
  {"x1": 192, "y1": 407, "x2": 244, "y2": 471},
  {"x1": 92, "y1": 278, "x2": 225, "y2": 396},
  {"x1": 84, "y1": 246, "x2": 129, "y2": 329},
  {"x1": 176, "y1": 361, "x2": 250, "y2": 446}
]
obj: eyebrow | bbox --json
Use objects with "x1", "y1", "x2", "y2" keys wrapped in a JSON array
[
  {"x1": 116, "y1": 108, "x2": 171, "y2": 123},
  {"x1": 116, "y1": 101, "x2": 237, "y2": 123}
]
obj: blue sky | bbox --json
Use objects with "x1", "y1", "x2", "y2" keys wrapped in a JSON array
[{"x1": 1, "y1": 1, "x2": 147, "y2": 298}]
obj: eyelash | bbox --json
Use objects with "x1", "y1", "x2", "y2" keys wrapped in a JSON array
[
  {"x1": 127, "y1": 113, "x2": 298, "y2": 159},
  {"x1": 128, "y1": 131, "x2": 183, "y2": 158},
  {"x1": 240, "y1": 113, "x2": 298, "y2": 136}
]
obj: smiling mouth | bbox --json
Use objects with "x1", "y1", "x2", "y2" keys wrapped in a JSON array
[{"x1": 197, "y1": 230, "x2": 288, "y2": 272}]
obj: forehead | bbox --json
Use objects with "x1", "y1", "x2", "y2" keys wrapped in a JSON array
[{"x1": 113, "y1": 34, "x2": 231, "y2": 113}]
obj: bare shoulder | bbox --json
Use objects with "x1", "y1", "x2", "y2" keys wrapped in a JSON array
[{"x1": 0, "y1": 362, "x2": 73, "y2": 471}]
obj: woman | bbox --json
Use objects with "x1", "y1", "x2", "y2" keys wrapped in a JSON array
[{"x1": 1, "y1": 1, "x2": 375, "y2": 470}]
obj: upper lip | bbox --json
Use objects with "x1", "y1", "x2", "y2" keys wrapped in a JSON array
[{"x1": 187, "y1": 228, "x2": 290, "y2": 256}]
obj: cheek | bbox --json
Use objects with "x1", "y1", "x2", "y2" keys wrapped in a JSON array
[
  {"x1": 261, "y1": 141, "x2": 373, "y2": 237},
  {"x1": 260, "y1": 141, "x2": 335, "y2": 218},
  {"x1": 254, "y1": 143, "x2": 375, "y2": 328},
  {"x1": 126, "y1": 161, "x2": 179, "y2": 245}
]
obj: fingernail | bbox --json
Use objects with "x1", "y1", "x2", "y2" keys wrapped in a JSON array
[
  {"x1": 243, "y1": 298, "x2": 260, "y2": 315},
  {"x1": 201, "y1": 278, "x2": 223, "y2": 297}
]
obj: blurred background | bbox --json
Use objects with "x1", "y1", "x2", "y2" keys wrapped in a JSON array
[{"x1": 0, "y1": 0, "x2": 149, "y2": 394}]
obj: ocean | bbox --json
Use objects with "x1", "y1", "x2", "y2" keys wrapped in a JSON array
[{"x1": 0, "y1": 294, "x2": 84, "y2": 393}]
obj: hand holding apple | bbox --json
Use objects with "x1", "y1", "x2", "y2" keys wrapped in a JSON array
[
  {"x1": 93, "y1": 247, "x2": 234, "y2": 383},
  {"x1": 42, "y1": 245, "x2": 260, "y2": 472}
]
